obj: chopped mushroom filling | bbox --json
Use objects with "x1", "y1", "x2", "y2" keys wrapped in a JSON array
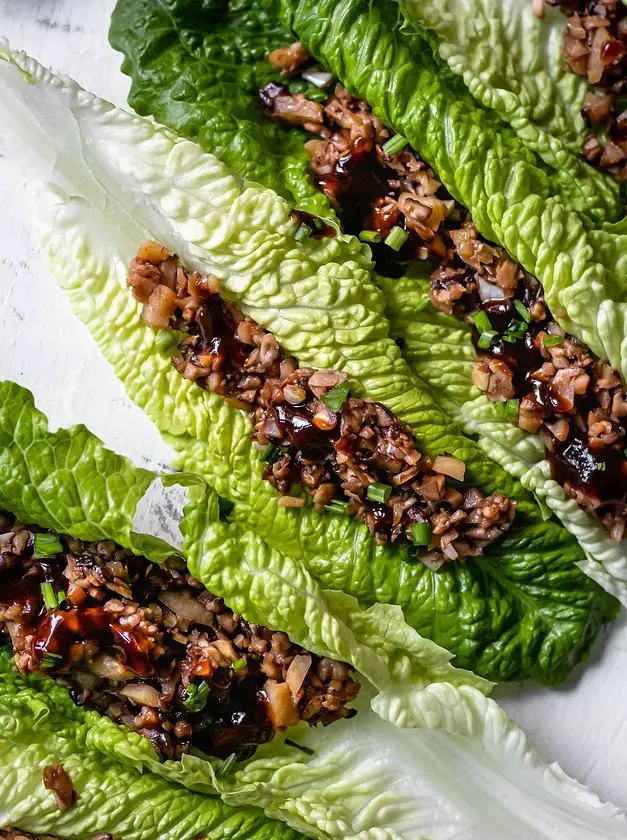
[
  {"x1": 534, "y1": 0, "x2": 627, "y2": 179},
  {"x1": 259, "y1": 47, "x2": 627, "y2": 539},
  {"x1": 128, "y1": 244, "x2": 516, "y2": 559},
  {"x1": 0, "y1": 513, "x2": 359, "y2": 762}
]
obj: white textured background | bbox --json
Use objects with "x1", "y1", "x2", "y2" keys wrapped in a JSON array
[{"x1": 1, "y1": 0, "x2": 627, "y2": 811}]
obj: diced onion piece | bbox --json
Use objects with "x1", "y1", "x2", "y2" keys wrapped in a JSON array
[
  {"x1": 264, "y1": 680, "x2": 299, "y2": 731},
  {"x1": 121, "y1": 683, "x2": 162, "y2": 708},
  {"x1": 432, "y1": 455, "x2": 466, "y2": 481},
  {"x1": 286, "y1": 654, "x2": 312, "y2": 699},
  {"x1": 421, "y1": 551, "x2": 446, "y2": 571},
  {"x1": 89, "y1": 653, "x2": 135, "y2": 681},
  {"x1": 478, "y1": 277, "x2": 505, "y2": 302},
  {"x1": 158, "y1": 591, "x2": 215, "y2": 625},
  {"x1": 302, "y1": 69, "x2": 333, "y2": 87}
]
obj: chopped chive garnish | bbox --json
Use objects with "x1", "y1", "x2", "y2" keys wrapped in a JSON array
[
  {"x1": 385, "y1": 226, "x2": 408, "y2": 251},
  {"x1": 597, "y1": 462, "x2": 607, "y2": 472},
  {"x1": 260, "y1": 444, "x2": 279, "y2": 462},
  {"x1": 295, "y1": 223, "x2": 312, "y2": 242},
  {"x1": 542, "y1": 333, "x2": 564, "y2": 348},
  {"x1": 288, "y1": 78, "x2": 308, "y2": 94},
  {"x1": 513, "y1": 299, "x2": 531, "y2": 323},
  {"x1": 382, "y1": 134, "x2": 407, "y2": 156},
  {"x1": 32, "y1": 533, "x2": 63, "y2": 559},
  {"x1": 411, "y1": 521, "x2": 431, "y2": 546},
  {"x1": 216, "y1": 754, "x2": 237, "y2": 778},
  {"x1": 232, "y1": 657, "x2": 247, "y2": 673},
  {"x1": 284, "y1": 738, "x2": 315, "y2": 756},
  {"x1": 40, "y1": 652, "x2": 62, "y2": 670},
  {"x1": 505, "y1": 399, "x2": 520, "y2": 419},
  {"x1": 477, "y1": 330, "x2": 498, "y2": 350},
  {"x1": 325, "y1": 499, "x2": 348, "y2": 514},
  {"x1": 183, "y1": 681, "x2": 210, "y2": 712},
  {"x1": 367, "y1": 482, "x2": 392, "y2": 504},
  {"x1": 312, "y1": 217, "x2": 325, "y2": 231},
  {"x1": 471, "y1": 310, "x2": 492, "y2": 334},
  {"x1": 305, "y1": 87, "x2": 328, "y2": 103},
  {"x1": 40, "y1": 582, "x2": 63, "y2": 611},
  {"x1": 321, "y1": 384, "x2": 350, "y2": 412},
  {"x1": 502, "y1": 319, "x2": 526, "y2": 343},
  {"x1": 359, "y1": 229, "x2": 382, "y2": 244}
]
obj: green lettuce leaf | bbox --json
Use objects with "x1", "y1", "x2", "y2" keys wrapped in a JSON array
[
  {"x1": 3, "y1": 383, "x2": 624, "y2": 838},
  {"x1": 3, "y1": 646, "x2": 626, "y2": 840},
  {"x1": 108, "y1": 0, "x2": 331, "y2": 218},
  {"x1": 394, "y1": 0, "x2": 614, "y2": 183},
  {"x1": 376, "y1": 269, "x2": 627, "y2": 606},
  {"x1": 0, "y1": 648, "x2": 301, "y2": 840},
  {"x1": 107, "y1": 0, "x2": 627, "y2": 606},
  {"x1": 278, "y1": 0, "x2": 627, "y2": 379},
  {"x1": 0, "y1": 43, "x2": 617, "y2": 684}
]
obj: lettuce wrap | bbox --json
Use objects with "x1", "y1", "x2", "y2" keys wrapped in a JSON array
[
  {"x1": 0, "y1": 40, "x2": 620, "y2": 690},
  {"x1": 106, "y1": 0, "x2": 627, "y2": 609},
  {"x1": 1, "y1": 380, "x2": 625, "y2": 840}
]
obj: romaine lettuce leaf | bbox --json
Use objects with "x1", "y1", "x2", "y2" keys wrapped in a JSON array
[
  {"x1": 109, "y1": 0, "x2": 330, "y2": 218},
  {"x1": 394, "y1": 0, "x2": 613, "y2": 183},
  {"x1": 3, "y1": 382, "x2": 624, "y2": 839},
  {"x1": 0, "y1": 655, "x2": 299, "y2": 840},
  {"x1": 278, "y1": 0, "x2": 627, "y2": 380},
  {"x1": 0, "y1": 42, "x2": 617, "y2": 684},
  {"x1": 2, "y1": 646, "x2": 626, "y2": 840},
  {"x1": 375, "y1": 270, "x2": 627, "y2": 606}
]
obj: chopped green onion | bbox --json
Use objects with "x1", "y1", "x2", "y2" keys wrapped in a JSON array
[
  {"x1": 411, "y1": 521, "x2": 431, "y2": 546},
  {"x1": 367, "y1": 482, "x2": 392, "y2": 504},
  {"x1": 216, "y1": 754, "x2": 237, "y2": 779},
  {"x1": 312, "y1": 217, "x2": 325, "y2": 231},
  {"x1": 471, "y1": 310, "x2": 492, "y2": 334},
  {"x1": 513, "y1": 299, "x2": 531, "y2": 323},
  {"x1": 385, "y1": 226, "x2": 408, "y2": 251},
  {"x1": 305, "y1": 87, "x2": 328, "y2": 103},
  {"x1": 232, "y1": 657, "x2": 247, "y2": 673},
  {"x1": 358, "y1": 229, "x2": 382, "y2": 244},
  {"x1": 477, "y1": 330, "x2": 498, "y2": 350},
  {"x1": 40, "y1": 582, "x2": 63, "y2": 611},
  {"x1": 596, "y1": 462, "x2": 607, "y2": 472},
  {"x1": 295, "y1": 223, "x2": 312, "y2": 242},
  {"x1": 288, "y1": 78, "x2": 308, "y2": 94},
  {"x1": 502, "y1": 319, "x2": 526, "y2": 344},
  {"x1": 284, "y1": 738, "x2": 315, "y2": 756},
  {"x1": 321, "y1": 384, "x2": 350, "y2": 412},
  {"x1": 505, "y1": 399, "x2": 520, "y2": 419},
  {"x1": 382, "y1": 134, "x2": 407, "y2": 156},
  {"x1": 183, "y1": 681, "x2": 209, "y2": 712},
  {"x1": 260, "y1": 444, "x2": 279, "y2": 462},
  {"x1": 40, "y1": 652, "x2": 62, "y2": 670},
  {"x1": 289, "y1": 482, "x2": 304, "y2": 498},
  {"x1": 325, "y1": 499, "x2": 348, "y2": 514},
  {"x1": 542, "y1": 333, "x2": 564, "y2": 348},
  {"x1": 32, "y1": 533, "x2": 63, "y2": 559}
]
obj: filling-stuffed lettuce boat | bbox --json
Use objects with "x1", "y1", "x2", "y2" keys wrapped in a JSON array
[
  {"x1": 1, "y1": 381, "x2": 625, "y2": 840},
  {"x1": 106, "y1": 0, "x2": 627, "y2": 611},
  {"x1": 0, "y1": 37, "x2": 622, "y2": 693}
]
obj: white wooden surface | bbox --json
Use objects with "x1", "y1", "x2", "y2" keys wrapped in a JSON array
[{"x1": 1, "y1": 0, "x2": 627, "y2": 813}]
